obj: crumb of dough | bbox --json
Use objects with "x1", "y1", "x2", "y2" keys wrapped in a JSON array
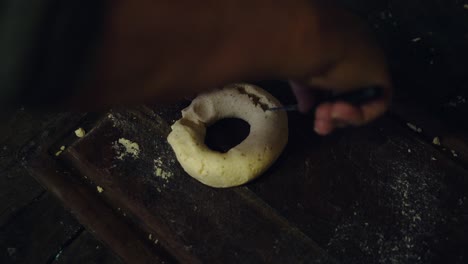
[
  {"x1": 431, "y1": 157, "x2": 437, "y2": 161},
  {"x1": 432, "y1": 137, "x2": 441, "y2": 146},
  {"x1": 408, "y1": 149, "x2": 412, "y2": 153},
  {"x1": 406, "y1": 123, "x2": 422, "y2": 133},
  {"x1": 115, "y1": 138, "x2": 140, "y2": 159},
  {"x1": 97, "y1": 186, "x2": 104, "y2": 193},
  {"x1": 412, "y1": 37, "x2": 422, "y2": 42},
  {"x1": 55, "y1": 146, "x2": 66, "y2": 156},
  {"x1": 149, "y1": 234, "x2": 153, "y2": 240},
  {"x1": 154, "y1": 158, "x2": 173, "y2": 181},
  {"x1": 74, "y1": 128, "x2": 86, "y2": 138},
  {"x1": 451, "y1": 150, "x2": 458, "y2": 157}
]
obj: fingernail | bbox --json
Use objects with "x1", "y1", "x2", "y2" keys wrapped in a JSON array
[
  {"x1": 314, "y1": 127, "x2": 321, "y2": 135},
  {"x1": 331, "y1": 110, "x2": 340, "y2": 120}
]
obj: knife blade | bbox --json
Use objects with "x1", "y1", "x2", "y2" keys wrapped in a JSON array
[{"x1": 267, "y1": 85, "x2": 384, "y2": 112}]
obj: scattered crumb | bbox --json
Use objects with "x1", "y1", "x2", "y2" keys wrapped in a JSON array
[
  {"x1": 154, "y1": 157, "x2": 173, "y2": 182},
  {"x1": 408, "y1": 149, "x2": 412, "y2": 153},
  {"x1": 432, "y1": 137, "x2": 441, "y2": 146},
  {"x1": 431, "y1": 157, "x2": 437, "y2": 161},
  {"x1": 412, "y1": 37, "x2": 422, "y2": 42},
  {"x1": 107, "y1": 113, "x2": 121, "y2": 128},
  {"x1": 149, "y1": 234, "x2": 153, "y2": 240},
  {"x1": 451, "y1": 150, "x2": 458, "y2": 157},
  {"x1": 114, "y1": 138, "x2": 140, "y2": 160},
  {"x1": 406, "y1": 123, "x2": 422, "y2": 133},
  {"x1": 55, "y1": 146, "x2": 66, "y2": 156},
  {"x1": 97, "y1": 186, "x2": 104, "y2": 193},
  {"x1": 7, "y1": 248, "x2": 16, "y2": 256},
  {"x1": 380, "y1": 12, "x2": 387, "y2": 20},
  {"x1": 154, "y1": 239, "x2": 159, "y2": 244},
  {"x1": 446, "y1": 96, "x2": 467, "y2": 108},
  {"x1": 74, "y1": 127, "x2": 86, "y2": 138},
  {"x1": 54, "y1": 250, "x2": 63, "y2": 261}
]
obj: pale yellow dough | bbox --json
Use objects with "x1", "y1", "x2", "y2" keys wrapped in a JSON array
[{"x1": 167, "y1": 83, "x2": 288, "y2": 188}]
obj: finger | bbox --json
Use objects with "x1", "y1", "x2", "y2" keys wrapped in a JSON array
[
  {"x1": 314, "y1": 102, "x2": 334, "y2": 135},
  {"x1": 314, "y1": 119, "x2": 334, "y2": 135},
  {"x1": 329, "y1": 96, "x2": 389, "y2": 127},
  {"x1": 316, "y1": 97, "x2": 389, "y2": 135},
  {"x1": 318, "y1": 102, "x2": 361, "y2": 135},
  {"x1": 330, "y1": 102, "x2": 363, "y2": 125},
  {"x1": 315, "y1": 102, "x2": 333, "y2": 121},
  {"x1": 289, "y1": 81, "x2": 316, "y2": 113}
]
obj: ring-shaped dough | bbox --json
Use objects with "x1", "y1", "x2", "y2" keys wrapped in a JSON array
[{"x1": 167, "y1": 83, "x2": 288, "y2": 188}]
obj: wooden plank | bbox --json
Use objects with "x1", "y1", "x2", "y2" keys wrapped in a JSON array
[
  {"x1": 390, "y1": 102, "x2": 468, "y2": 167},
  {"x1": 247, "y1": 112, "x2": 468, "y2": 263},
  {"x1": 0, "y1": 109, "x2": 59, "y2": 226},
  {"x1": 0, "y1": 165, "x2": 45, "y2": 226},
  {"x1": 19, "y1": 87, "x2": 468, "y2": 263},
  {"x1": 60, "y1": 108, "x2": 332, "y2": 264},
  {"x1": 0, "y1": 108, "x2": 58, "y2": 168},
  {"x1": 54, "y1": 231, "x2": 123, "y2": 264},
  {"x1": 22, "y1": 112, "x2": 171, "y2": 264},
  {"x1": 0, "y1": 193, "x2": 83, "y2": 264}
]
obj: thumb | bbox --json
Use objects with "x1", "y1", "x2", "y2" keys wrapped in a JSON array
[{"x1": 289, "y1": 81, "x2": 317, "y2": 113}]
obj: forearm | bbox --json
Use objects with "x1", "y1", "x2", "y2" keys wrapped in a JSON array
[
  {"x1": 81, "y1": 1, "x2": 330, "y2": 104},
  {"x1": 78, "y1": 0, "x2": 381, "y2": 108}
]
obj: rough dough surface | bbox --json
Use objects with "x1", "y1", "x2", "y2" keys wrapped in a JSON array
[{"x1": 167, "y1": 83, "x2": 288, "y2": 188}]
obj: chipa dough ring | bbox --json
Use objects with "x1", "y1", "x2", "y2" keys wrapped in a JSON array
[{"x1": 167, "y1": 83, "x2": 288, "y2": 188}]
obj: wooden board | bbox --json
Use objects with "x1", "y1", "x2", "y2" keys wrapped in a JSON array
[
  {"x1": 0, "y1": 193, "x2": 82, "y2": 264},
  {"x1": 53, "y1": 231, "x2": 123, "y2": 264},
  {"x1": 21, "y1": 86, "x2": 468, "y2": 263},
  {"x1": 0, "y1": 109, "x2": 59, "y2": 226}
]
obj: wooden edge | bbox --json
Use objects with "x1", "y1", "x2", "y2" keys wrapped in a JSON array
[
  {"x1": 20, "y1": 113, "x2": 170, "y2": 264},
  {"x1": 63, "y1": 147, "x2": 201, "y2": 264}
]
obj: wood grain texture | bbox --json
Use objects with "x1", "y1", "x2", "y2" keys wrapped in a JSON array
[
  {"x1": 60, "y1": 107, "x2": 331, "y2": 263},
  {"x1": 53, "y1": 231, "x2": 123, "y2": 264},
  {"x1": 0, "y1": 193, "x2": 82, "y2": 264},
  {"x1": 0, "y1": 109, "x2": 57, "y2": 226},
  {"x1": 1, "y1": 109, "x2": 123, "y2": 264},
  {"x1": 21, "y1": 97, "x2": 468, "y2": 263}
]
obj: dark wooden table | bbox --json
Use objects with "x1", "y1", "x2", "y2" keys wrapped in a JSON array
[{"x1": 1, "y1": 0, "x2": 468, "y2": 263}]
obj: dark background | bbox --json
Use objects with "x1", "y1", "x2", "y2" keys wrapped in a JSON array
[{"x1": 1, "y1": 0, "x2": 468, "y2": 263}]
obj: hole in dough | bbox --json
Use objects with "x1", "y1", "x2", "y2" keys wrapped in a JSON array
[{"x1": 204, "y1": 118, "x2": 250, "y2": 153}]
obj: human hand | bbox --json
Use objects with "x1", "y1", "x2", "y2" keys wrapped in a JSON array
[
  {"x1": 78, "y1": 0, "x2": 391, "y2": 122},
  {"x1": 289, "y1": 7, "x2": 392, "y2": 136}
]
